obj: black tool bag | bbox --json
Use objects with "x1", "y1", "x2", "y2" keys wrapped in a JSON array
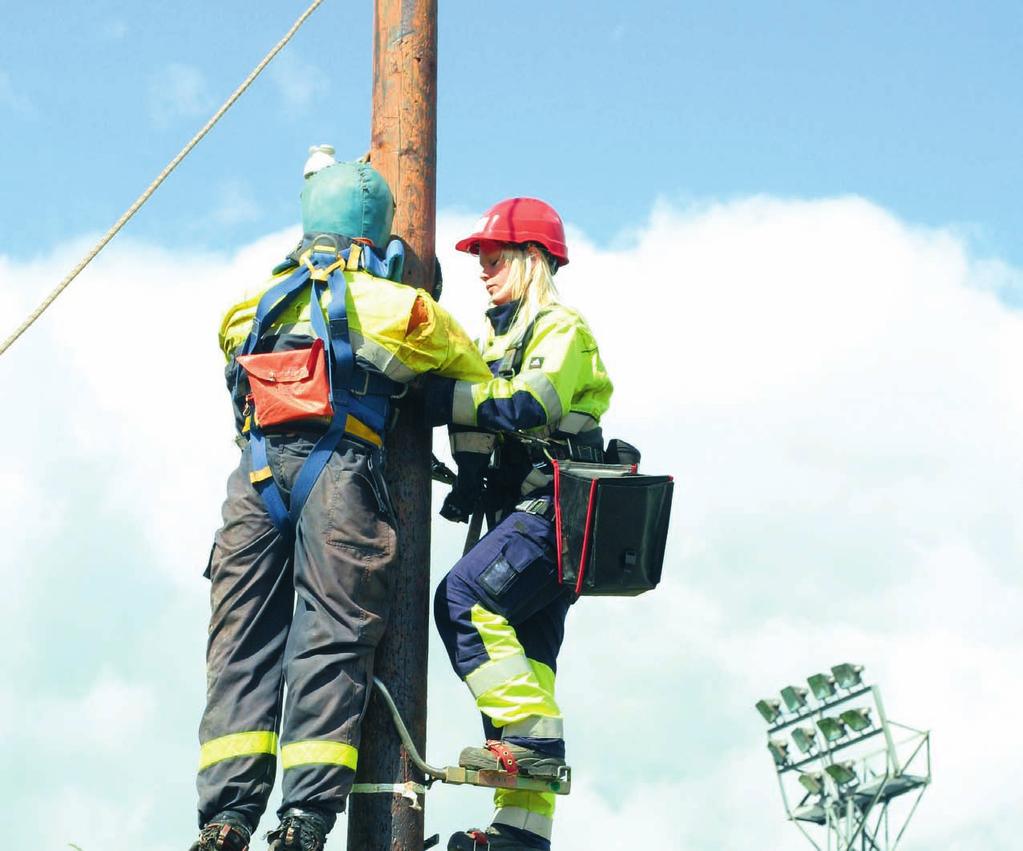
[{"x1": 553, "y1": 459, "x2": 673, "y2": 597}]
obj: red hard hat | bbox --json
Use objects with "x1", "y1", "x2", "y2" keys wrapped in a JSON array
[{"x1": 455, "y1": 197, "x2": 569, "y2": 268}]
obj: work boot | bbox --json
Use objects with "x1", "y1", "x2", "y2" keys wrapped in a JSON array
[
  {"x1": 459, "y1": 740, "x2": 567, "y2": 779},
  {"x1": 447, "y1": 825, "x2": 546, "y2": 850},
  {"x1": 265, "y1": 809, "x2": 329, "y2": 851},
  {"x1": 189, "y1": 821, "x2": 250, "y2": 851}
]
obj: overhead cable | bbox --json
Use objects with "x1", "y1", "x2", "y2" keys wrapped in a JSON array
[{"x1": 0, "y1": 0, "x2": 326, "y2": 358}]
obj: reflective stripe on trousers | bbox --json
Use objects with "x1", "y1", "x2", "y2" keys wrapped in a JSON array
[
  {"x1": 492, "y1": 801, "x2": 555, "y2": 839},
  {"x1": 197, "y1": 434, "x2": 395, "y2": 831},
  {"x1": 464, "y1": 605, "x2": 563, "y2": 735}
]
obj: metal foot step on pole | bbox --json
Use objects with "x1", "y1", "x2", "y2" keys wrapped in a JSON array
[{"x1": 371, "y1": 676, "x2": 572, "y2": 796}]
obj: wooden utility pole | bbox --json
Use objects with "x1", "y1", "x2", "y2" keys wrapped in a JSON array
[{"x1": 348, "y1": 2, "x2": 437, "y2": 850}]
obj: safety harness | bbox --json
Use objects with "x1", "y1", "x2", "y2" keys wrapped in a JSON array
[
  {"x1": 491, "y1": 313, "x2": 539, "y2": 380},
  {"x1": 236, "y1": 236, "x2": 405, "y2": 536}
]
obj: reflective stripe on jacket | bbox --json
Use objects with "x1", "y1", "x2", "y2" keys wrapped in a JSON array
[
  {"x1": 219, "y1": 268, "x2": 493, "y2": 384},
  {"x1": 451, "y1": 304, "x2": 612, "y2": 432}
]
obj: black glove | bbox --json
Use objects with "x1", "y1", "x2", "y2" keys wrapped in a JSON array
[{"x1": 439, "y1": 451, "x2": 489, "y2": 523}]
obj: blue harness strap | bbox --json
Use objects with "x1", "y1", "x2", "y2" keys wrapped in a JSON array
[
  {"x1": 237, "y1": 247, "x2": 401, "y2": 537},
  {"x1": 249, "y1": 429, "x2": 291, "y2": 531},
  {"x1": 286, "y1": 270, "x2": 352, "y2": 529}
]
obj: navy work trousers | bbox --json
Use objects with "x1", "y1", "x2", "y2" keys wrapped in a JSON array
[
  {"x1": 434, "y1": 509, "x2": 572, "y2": 744},
  {"x1": 197, "y1": 434, "x2": 396, "y2": 833}
]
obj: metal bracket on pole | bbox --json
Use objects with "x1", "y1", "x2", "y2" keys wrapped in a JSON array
[{"x1": 350, "y1": 781, "x2": 428, "y2": 810}]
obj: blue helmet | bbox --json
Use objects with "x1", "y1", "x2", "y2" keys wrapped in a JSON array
[{"x1": 301, "y1": 160, "x2": 395, "y2": 247}]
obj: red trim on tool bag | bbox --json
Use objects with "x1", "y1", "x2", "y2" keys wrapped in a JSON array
[
  {"x1": 485, "y1": 739, "x2": 520, "y2": 775},
  {"x1": 575, "y1": 478, "x2": 600, "y2": 595},
  {"x1": 469, "y1": 829, "x2": 489, "y2": 846},
  {"x1": 552, "y1": 457, "x2": 565, "y2": 585}
]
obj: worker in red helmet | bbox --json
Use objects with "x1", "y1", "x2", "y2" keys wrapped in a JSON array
[{"x1": 424, "y1": 198, "x2": 613, "y2": 851}]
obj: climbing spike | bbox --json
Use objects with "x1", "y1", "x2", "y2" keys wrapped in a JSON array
[{"x1": 440, "y1": 765, "x2": 571, "y2": 795}]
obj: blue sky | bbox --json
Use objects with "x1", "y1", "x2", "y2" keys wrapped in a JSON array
[
  {"x1": 2, "y1": 3, "x2": 1023, "y2": 850},
  {"x1": 2, "y1": 1, "x2": 1021, "y2": 265}
]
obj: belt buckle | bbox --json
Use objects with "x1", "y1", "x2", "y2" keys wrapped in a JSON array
[{"x1": 518, "y1": 497, "x2": 549, "y2": 517}]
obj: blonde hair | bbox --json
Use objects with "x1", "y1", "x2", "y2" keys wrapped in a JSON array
[{"x1": 482, "y1": 245, "x2": 560, "y2": 349}]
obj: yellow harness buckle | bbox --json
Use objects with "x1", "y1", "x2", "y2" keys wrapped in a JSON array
[
  {"x1": 249, "y1": 466, "x2": 274, "y2": 485},
  {"x1": 299, "y1": 246, "x2": 346, "y2": 282},
  {"x1": 345, "y1": 243, "x2": 362, "y2": 271}
]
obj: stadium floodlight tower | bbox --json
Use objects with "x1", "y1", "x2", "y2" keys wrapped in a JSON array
[{"x1": 754, "y1": 663, "x2": 931, "y2": 851}]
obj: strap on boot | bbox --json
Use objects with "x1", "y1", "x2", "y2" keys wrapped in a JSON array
[
  {"x1": 484, "y1": 740, "x2": 520, "y2": 775},
  {"x1": 216, "y1": 824, "x2": 248, "y2": 851}
]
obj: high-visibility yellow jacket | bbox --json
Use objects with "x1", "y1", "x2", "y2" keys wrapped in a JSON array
[
  {"x1": 219, "y1": 268, "x2": 493, "y2": 385},
  {"x1": 450, "y1": 302, "x2": 613, "y2": 435}
]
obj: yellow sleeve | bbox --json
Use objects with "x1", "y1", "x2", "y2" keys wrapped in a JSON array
[
  {"x1": 452, "y1": 309, "x2": 611, "y2": 430},
  {"x1": 400, "y1": 293, "x2": 493, "y2": 382},
  {"x1": 344, "y1": 275, "x2": 492, "y2": 382}
]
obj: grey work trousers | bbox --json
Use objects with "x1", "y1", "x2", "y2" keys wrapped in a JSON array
[{"x1": 197, "y1": 433, "x2": 397, "y2": 832}]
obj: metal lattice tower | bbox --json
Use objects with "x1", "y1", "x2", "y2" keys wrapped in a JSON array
[{"x1": 756, "y1": 664, "x2": 931, "y2": 851}]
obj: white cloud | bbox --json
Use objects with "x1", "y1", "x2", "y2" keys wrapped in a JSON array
[
  {"x1": 149, "y1": 63, "x2": 213, "y2": 127},
  {"x1": 269, "y1": 54, "x2": 330, "y2": 114},
  {"x1": 32, "y1": 789, "x2": 168, "y2": 851},
  {"x1": 20, "y1": 669, "x2": 157, "y2": 754},
  {"x1": 970, "y1": 255, "x2": 1023, "y2": 307},
  {"x1": 1, "y1": 195, "x2": 1021, "y2": 849}
]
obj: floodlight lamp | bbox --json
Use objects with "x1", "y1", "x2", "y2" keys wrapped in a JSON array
[
  {"x1": 768, "y1": 739, "x2": 790, "y2": 767},
  {"x1": 807, "y1": 672, "x2": 837, "y2": 700},
  {"x1": 840, "y1": 707, "x2": 872, "y2": 732},
  {"x1": 780, "y1": 685, "x2": 809, "y2": 712},
  {"x1": 798, "y1": 771, "x2": 825, "y2": 795},
  {"x1": 756, "y1": 698, "x2": 782, "y2": 723},
  {"x1": 825, "y1": 761, "x2": 858, "y2": 787},
  {"x1": 792, "y1": 726, "x2": 819, "y2": 754},
  {"x1": 816, "y1": 716, "x2": 847, "y2": 742},
  {"x1": 831, "y1": 663, "x2": 864, "y2": 689}
]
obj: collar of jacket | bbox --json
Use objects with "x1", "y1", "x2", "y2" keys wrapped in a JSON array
[{"x1": 486, "y1": 300, "x2": 520, "y2": 335}]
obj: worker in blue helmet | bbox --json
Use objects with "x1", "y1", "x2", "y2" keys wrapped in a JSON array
[{"x1": 189, "y1": 153, "x2": 492, "y2": 851}]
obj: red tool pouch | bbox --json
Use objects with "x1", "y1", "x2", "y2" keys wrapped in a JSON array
[{"x1": 236, "y1": 339, "x2": 333, "y2": 428}]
